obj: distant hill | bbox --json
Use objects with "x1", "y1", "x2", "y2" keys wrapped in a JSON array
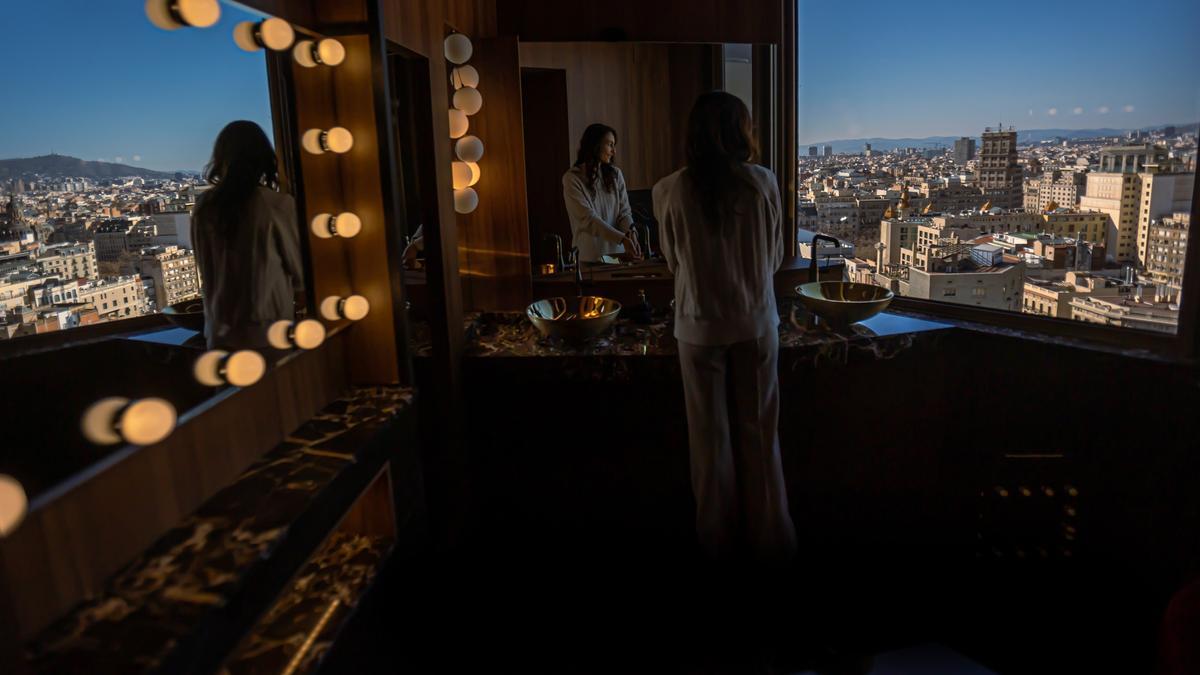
[
  {"x1": 804, "y1": 123, "x2": 1199, "y2": 155},
  {"x1": 0, "y1": 154, "x2": 176, "y2": 180}
]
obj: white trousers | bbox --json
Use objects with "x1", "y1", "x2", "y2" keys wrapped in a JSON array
[{"x1": 677, "y1": 330, "x2": 798, "y2": 563}]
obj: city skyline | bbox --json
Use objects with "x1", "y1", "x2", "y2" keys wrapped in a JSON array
[
  {"x1": 0, "y1": 1, "x2": 273, "y2": 173},
  {"x1": 797, "y1": 0, "x2": 1200, "y2": 147}
]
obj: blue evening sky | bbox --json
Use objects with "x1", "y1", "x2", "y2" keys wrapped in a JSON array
[
  {"x1": 0, "y1": 1, "x2": 273, "y2": 172},
  {"x1": 798, "y1": 0, "x2": 1200, "y2": 145}
]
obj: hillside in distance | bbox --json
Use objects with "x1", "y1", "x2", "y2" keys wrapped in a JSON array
[{"x1": 0, "y1": 154, "x2": 177, "y2": 181}]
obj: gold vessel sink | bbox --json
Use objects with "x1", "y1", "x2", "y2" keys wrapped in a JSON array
[
  {"x1": 526, "y1": 296, "x2": 622, "y2": 340},
  {"x1": 795, "y1": 281, "x2": 894, "y2": 327}
]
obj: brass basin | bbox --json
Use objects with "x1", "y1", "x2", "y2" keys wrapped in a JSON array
[
  {"x1": 795, "y1": 281, "x2": 894, "y2": 327},
  {"x1": 526, "y1": 296, "x2": 622, "y2": 340}
]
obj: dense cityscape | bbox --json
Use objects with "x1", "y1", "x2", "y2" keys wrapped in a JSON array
[
  {"x1": 798, "y1": 124, "x2": 1196, "y2": 333},
  {"x1": 0, "y1": 123, "x2": 1196, "y2": 340},
  {"x1": 0, "y1": 165, "x2": 205, "y2": 339}
]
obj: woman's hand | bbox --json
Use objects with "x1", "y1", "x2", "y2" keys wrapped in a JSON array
[{"x1": 623, "y1": 229, "x2": 643, "y2": 261}]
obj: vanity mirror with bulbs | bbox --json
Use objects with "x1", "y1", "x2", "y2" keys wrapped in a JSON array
[{"x1": 0, "y1": 0, "x2": 420, "y2": 667}]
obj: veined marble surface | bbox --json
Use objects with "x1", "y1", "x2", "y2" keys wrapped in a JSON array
[{"x1": 26, "y1": 386, "x2": 414, "y2": 675}]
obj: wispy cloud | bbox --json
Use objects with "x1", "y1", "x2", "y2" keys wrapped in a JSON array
[
  {"x1": 1098, "y1": 105, "x2": 1110, "y2": 114},
  {"x1": 132, "y1": 155, "x2": 141, "y2": 162},
  {"x1": 1047, "y1": 108, "x2": 1058, "y2": 116},
  {"x1": 1123, "y1": 104, "x2": 1136, "y2": 113},
  {"x1": 1072, "y1": 107, "x2": 1084, "y2": 115}
]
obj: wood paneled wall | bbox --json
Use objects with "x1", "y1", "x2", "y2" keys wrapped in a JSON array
[
  {"x1": 457, "y1": 36, "x2": 533, "y2": 310},
  {"x1": 0, "y1": 335, "x2": 350, "y2": 641},
  {"x1": 497, "y1": 0, "x2": 783, "y2": 44}
]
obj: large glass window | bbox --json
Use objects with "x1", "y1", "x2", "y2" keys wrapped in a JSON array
[
  {"x1": 797, "y1": 0, "x2": 1200, "y2": 335},
  {"x1": 0, "y1": 1, "x2": 272, "y2": 341}
]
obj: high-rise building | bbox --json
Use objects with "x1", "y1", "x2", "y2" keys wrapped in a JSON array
[
  {"x1": 1135, "y1": 162, "x2": 1193, "y2": 267},
  {"x1": 1080, "y1": 173, "x2": 1140, "y2": 263},
  {"x1": 975, "y1": 127, "x2": 1022, "y2": 210},
  {"x1": 954, "y1": 137, "x2": 976, "y2": 165},
  {"x1": 808, "y1": 146, "x2": 818, "y2": 157},
  {"x1": 864, "y1": 143, "x2": 872, "y2": 157},
  {"x1": 1033, "y1": 170, "x2": 1087, "y2": 212},
  {"x1": 140, "y1": 245, "x2": 201, "y2": 309},
  {"x1": 76, "y1": 275, "x2": 148, "y2": 320},
  {"x1": 1146, "y1": 212, "x2": 1189, "y2": 300},
  {"x1": 823, "y1": 145, "x2": 833, "y2": 157}
]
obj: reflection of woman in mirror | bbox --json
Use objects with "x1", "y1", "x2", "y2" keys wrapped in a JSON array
[
  {"x1": 192, "y1": 121, "x2": 304, "y2": 351},
  {"x1": 562, "y1": 123, "x2": 642, "y2": 263},
  {"x1": 653, "y1": 92, "x2": 795, "y2": 565},
  {"x1": 402, "y1": 224, "x2": 424, "y2": 269}
]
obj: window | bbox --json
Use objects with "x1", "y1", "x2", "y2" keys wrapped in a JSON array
[{"x1": 797, "y1": 0, "x2": 1200, "y2": 340}]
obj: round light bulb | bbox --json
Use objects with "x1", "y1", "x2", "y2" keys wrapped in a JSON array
[
  {"x1": 302, "y1": 129, "x2": 325, "y2": 155},
  {"x1": 325, "y1": 127, "x2": 354, "y2": 154},
  {"x1": 449, "y1": 109, "x2": 469, "y2": 139},
  {"x1": 452, "y1": 161, "x2": 477, "y2": 190},
  {"x1": 268, "y1": 320, "x2": 293, "y2": 349},
  {"x1": 0, "y1": 474, "x2": 27, "y2": 537},
  {"x1": 453, "y1": 87, "x2": 483, "y2": 116},
  {"x1": 120, "y1": 398, "x2": 177, "y2": 446},
  {"x1": 466, "y1": 161, "x2": 481, "y2": 187},
  {"x1": 443, "y1": 33, "x2": 473, "y2": 65},
  {"x1": 145, "y1": 0, "x2": 182, "y2": 30},
  {"x1": 317, "y1": 38, "x2": 345, "y2": 66},
  {"x1": 455, "y1": 135, "x2": 484, "y2": 163},
  {"x1": 454, "y1": 188, "x2": 479, "y2": 214},
  {"x1": 233, "y1": 21, "x2": 260, "y2": 51},
  {"x1": 82, "y1": 396, "x2": 129, "y2": 445},
  {"x1": 193, "y1": 349, "x2": 229, "y2": 386},
  {"x1": 451, "y1": 65, "x2": 480, "y2": 90},
  {"x1": 311, "y1": 213, "x2": 334, "y2": 238},
  {"x1": 293, "y1": 40, "x2": 318, "y2": 68},
  {"x1": 224, "y1": 350, "x2": 266, "y2": 387},
  {"x1": 333, "y1": 212, "x2": 361, "y2": 237},
  {"x1": 320, "y1": 296, "x2": 342, "y2": 321},
  {"x1": 342, "y1": 295, "x2": 370, "y2": 321},
  {"x1": 292, "y1": 319, "x2": 326, "y2": 350},
  {"x1": 259, "y1": 17, "x2": 295, "y2": 51},
  {"x1": 176, "y1": 0, "x2": 220, "y2": 28}
]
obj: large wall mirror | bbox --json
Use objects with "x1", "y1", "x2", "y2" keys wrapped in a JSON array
[
  {"x1": 0, "y1": 0, "x2": 315, "y2": 501},
  {"x1": 518, "y1": 41, "x2": 776, "y2": 303}
]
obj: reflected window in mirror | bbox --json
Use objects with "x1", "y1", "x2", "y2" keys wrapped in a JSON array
[{"x1": 0, "y1": 0, "x2": 280, "y2": 345}]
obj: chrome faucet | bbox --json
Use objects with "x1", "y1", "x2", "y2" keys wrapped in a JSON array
[
  {"x1": 543, "y1": 233, "x2": 565, "y2": 270},
  {"x1": 809, "y1": 234, "x2": 841, "y2": 283}
]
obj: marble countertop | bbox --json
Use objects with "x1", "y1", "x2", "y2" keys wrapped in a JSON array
[
  {"x1": 26, "y1": 386, "x2": 414, "y2": 675},
  {"x1": 411, "y1": 300, "x2": 953, "y2": 360}
]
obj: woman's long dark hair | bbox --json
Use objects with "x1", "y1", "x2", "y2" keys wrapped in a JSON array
[
  {"x1": 573, "y1": 123, "x2": 619, "y2": 195},
  {"x1": 198, "y1": 121, "x2": 279, "y2": 237},
  {"x1": 685, "y1": 92, "x2": 759, "y2": 233}
]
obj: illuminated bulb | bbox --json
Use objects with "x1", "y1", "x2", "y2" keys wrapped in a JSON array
[
  {"x1": 452, "y1": 161, "x2": 478, "y2": 190},
  {"x1": 317, "y1": 38, "x2": 346, "y2": 66},
  {"x1": 294, "y1": 38, "x2": 346, "y2": 67},
  {"x1": 466, "y1": 161, "x2": 481, "y2": 187},
  {"x1": 455, "y1": 135, "x2": 484, "y2": 163},
  {"x1": 193, "y1": 349, "x2": 267, "y2": 388},
  {"x1": 145, "y1": 0, "x2": 220, "y2": 30},
  {"x1": 81, "y1": 396, "x2": 177, "y2": 446},
  {"x1": 320, "y1": 295, "x2": 370, "y2": 321},
  {"x1": 234, "y1": 17, "x2": 294, "y2": 52},
  {"x1": 268, "y1": 319, "x2": 326, "y2": 350},
  {"x1": 454, "y1": 188, "x2": 479, "y2": 214},
  {"x1": 451, "y1": 65, "x2": 480, "y2": 89},
  {"x1": 453, "y1": 87, "x2": 483, "y2": 116},
  {"x1": 302, "y1": 127, "x2": 353, "y2": 154},
  {"x1": 0, "y1": 475, "x2": 27, "y2": 537},
  {"x1": 443, "y1": 33, "x2": 473, "y2": 65},
  {"x1": 311, "y1": 212, "x2": 362, "y2": 239},
  {"x1": 449, "y1": 109, "x2": 469, "y2": 139}
]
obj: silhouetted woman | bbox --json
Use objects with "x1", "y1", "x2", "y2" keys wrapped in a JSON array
[
  {"x1": 653, "y1": 92, "x2": 797, "y2": 564},
  {"x1": 562, "y1": 123, "x2": 641, "y2": 263},
  {"x1": 192, "y1": 121, "x2": 303, "y2": 351}
]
